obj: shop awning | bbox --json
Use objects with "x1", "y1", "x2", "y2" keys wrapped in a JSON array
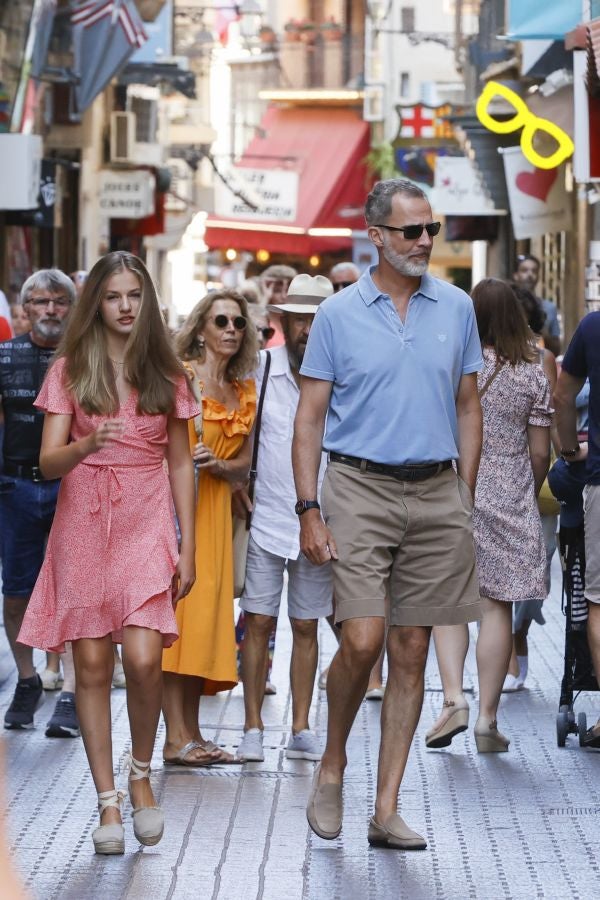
[{"x1": 204, "y1": 106, "x2": 371, "y2": 257}]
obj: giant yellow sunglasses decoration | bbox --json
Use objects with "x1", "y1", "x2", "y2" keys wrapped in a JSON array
[{"x1": 476, "y1": 81, "x2": 574, "y2": 170}]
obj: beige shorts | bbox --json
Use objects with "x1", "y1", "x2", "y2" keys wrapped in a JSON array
[
  {"x1": 583, "y1": 484, "x2": 600, "y2": 604},
  {"x1": 321, "y1": 462, "x2": 481, "y2": 627}
]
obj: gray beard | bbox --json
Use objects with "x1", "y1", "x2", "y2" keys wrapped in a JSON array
[
  {"x1": 382, "y1": 244, "x2": 429, "y2": 277},
  {"x1": 32, "y1": 320, "x2": 64, "y2": 343}
]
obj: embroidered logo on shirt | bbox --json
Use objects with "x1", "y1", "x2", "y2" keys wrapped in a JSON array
[{"x1": 437, "y1": 333, "x2": 447, "y2": 342}]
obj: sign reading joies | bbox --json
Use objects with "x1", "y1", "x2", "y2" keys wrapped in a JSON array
[
  {"x1": 99, "y1": 170, "x2": 155, "y2": 218},
  {"x1": 215, "y1": 168, "x2": 299, "y2": 222}
]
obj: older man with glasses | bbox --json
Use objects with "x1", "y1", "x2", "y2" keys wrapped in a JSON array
[
  {"x1": 329, "y1": 262, "x2": 360, "y2": 293},
  {"x1": 293, "y1": 178, "x2": 483, "y2": 850},
  {"x1": 0, "y1": 269, "x2": 80, "y2": 738}
]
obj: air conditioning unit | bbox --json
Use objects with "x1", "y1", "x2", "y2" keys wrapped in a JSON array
[
  {"x1": 109, "y1": 105, "x2": 163, "y2": 166},
  {"x1": 363, "y1": 84, "x2": 385, "y2": 123}
]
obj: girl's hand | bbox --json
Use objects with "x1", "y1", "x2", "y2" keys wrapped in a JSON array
[
  {"x1": 172, "y1": 552, "x2": 195, "y2": 604},
  {"x1": 193, "y1": 441, "x2": 223, "y2": 474},
  {"x1": 89, "y1": 418, "x2": 125, "y2": 452}
]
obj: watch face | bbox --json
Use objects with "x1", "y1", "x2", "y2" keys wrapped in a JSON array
[{"x1": 295, "y1": 500, "x2": 304, "y2": 515}]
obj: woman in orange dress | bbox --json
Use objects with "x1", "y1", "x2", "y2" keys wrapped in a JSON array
[{"x1": 162, "y1": 290, "x2": 257, "y2": 766}]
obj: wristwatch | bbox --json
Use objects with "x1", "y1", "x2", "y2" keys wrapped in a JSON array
[
  {"x1": 560, "y1": 443, "x2": 580, "y2": 460},
  {"x1": 295, "y1": 499, "x2": 320, "y2": 516}
]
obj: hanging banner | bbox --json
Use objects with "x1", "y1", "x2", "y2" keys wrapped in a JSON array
[
  {"x1": 501, "y1": 146, "x2": 571, "y2": 240},
  {"x1": 505, "y1": 0, "x2": 580, "y2": 40}
]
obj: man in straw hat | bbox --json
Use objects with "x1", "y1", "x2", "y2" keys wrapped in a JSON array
[
  {"x1": 293, "y1": 179, "x2": 483, "y2": 849},
  {"x1": 236, "y1": 274, "x2": 334, "y2": 763}
]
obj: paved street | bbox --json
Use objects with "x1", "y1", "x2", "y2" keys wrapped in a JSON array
[{"x1": 2, "y1": 559, "x2": 599, "y2": 900}]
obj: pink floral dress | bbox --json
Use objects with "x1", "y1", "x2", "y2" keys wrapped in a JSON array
[
  {"x1": 18, "y1": 357, "x2": 200, "y2": 653},
  {"x1": 473, "y1": 348, "x2": 553, "y2": 602}
]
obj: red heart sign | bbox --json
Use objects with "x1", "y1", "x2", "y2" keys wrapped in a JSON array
[{"x1": 515, "y1": 167, "x2": 558, "y2": 202}]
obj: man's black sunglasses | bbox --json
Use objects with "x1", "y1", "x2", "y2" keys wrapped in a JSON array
[
  {"x1": 332, "y1": 281, "x2": 355, "y2": 292},
  {"x1": 375, "y1": 222, "x2": 441, "y2": 240}
]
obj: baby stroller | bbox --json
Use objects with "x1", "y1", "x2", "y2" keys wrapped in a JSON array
[{"x1": 548, "y1": 459, "x2": 599, "y2": 747}]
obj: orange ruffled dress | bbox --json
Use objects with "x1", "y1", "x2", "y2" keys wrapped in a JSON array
[
  {"x1": 18, "y1": 358, "x2": 200, "y2": 653},
  {"x1": 162, "y1": 377, "x2": 256, "y2": 694}
]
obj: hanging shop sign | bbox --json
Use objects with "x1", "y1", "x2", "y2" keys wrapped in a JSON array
[
  {"x1": 432, "y1": 156, "x2": 500, "y2": 215},
  {"x1": 99, "y1": 169, "x2": 156, "y2": 218},
  {"x1": 214, "y1": 167, "x2": 299, "y2": 223},
  {"x1": 500, "y1": 146, "x2": 571, "y2": 240},
  {"x1": 476, "y1": 81, "x2": 574, "y2": 170}
]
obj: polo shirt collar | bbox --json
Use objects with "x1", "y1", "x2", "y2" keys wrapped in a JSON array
[{"x1": 358, "y1": 266, "x2": 439, "y2": 306}]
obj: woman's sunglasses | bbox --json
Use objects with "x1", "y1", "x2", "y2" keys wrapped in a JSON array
[
  {"x1": 257, "y1": 326, "x2": 275, "y2": 341},
  {"x1": 212, "y1": 314, "x2": 247, "y2": 331},
  {"x1": 332, "y1": 281, "x2": 354, "y2": 292},
  {"x1": 375, "y1": 221, "x2": 441, "y2": 240}
]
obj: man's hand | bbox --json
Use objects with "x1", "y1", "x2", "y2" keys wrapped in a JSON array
[
  {"x1": 232, "y1": 486, "x2": 252, "y2": 520},
  {"x1": 570, "y1": 441, "x2": 588, "y2": 464},
  {"x1": 300, "y1": 510, "x2": 338, "y2": 565}
]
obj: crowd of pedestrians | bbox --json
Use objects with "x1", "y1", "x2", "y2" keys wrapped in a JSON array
[{"x1": 1, "y1": 177, "x2": 599, "y2": 859}]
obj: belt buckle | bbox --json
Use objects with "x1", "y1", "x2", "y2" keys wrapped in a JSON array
[{"x1": 31, "y1": 466, "x2": 44, "y2": 482}]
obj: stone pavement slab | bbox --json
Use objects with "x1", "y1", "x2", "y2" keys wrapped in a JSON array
[{"x1": 1, "y1": 560, "x2": 599, "y2": 899}]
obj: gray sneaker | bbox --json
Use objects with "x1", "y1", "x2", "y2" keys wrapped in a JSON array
[
  {"x1": 236, "y1": 728, "x2": 264, "y2": 762},
  {"x1": 286, "y1": 729, "x2": 322, "y2": 761}
]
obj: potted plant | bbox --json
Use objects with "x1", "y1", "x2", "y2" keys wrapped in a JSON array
[
  {"x1": 320, "y1": 17, "x2": 343, "y2": 41},
  {"x1": 259, "y1": 24, "x2": 276, "y2": 45},
  {"x1": 284, "y1": 19, "x2": 302, "y2": 42},
  {"x1": 299, "y1": 20, "x2": 318, "y2": 44}
]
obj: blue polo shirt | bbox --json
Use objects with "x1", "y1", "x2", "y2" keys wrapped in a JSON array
[
  {"x1": 300, "y1": 267, "x2": 483, "y2": 465},
  {"x1": 561, "y1": 311, "x2": 600, "y2": 484}
]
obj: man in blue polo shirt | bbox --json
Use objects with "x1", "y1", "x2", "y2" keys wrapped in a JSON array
[
  {"x1": 554, "y1": 314, "x2": 600, "y2": 747},
  {"x1": 292, "y1": 178, "x2": 483, "y2": 849}
]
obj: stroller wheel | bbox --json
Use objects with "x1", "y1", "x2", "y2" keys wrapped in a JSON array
[
  {"x1": 556, "y1": 710, "x2": 569, "y2": 747},
  {"x1": 578, "y1": 712, "x2": 588, "y2": 747}
]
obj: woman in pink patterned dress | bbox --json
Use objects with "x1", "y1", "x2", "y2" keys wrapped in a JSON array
[
  {"x1": 18, "y1": 252, "x2": 199, "y2": 855},
  {"x1": 427, "y1": 279, "x2": 552, "y2": 753}
]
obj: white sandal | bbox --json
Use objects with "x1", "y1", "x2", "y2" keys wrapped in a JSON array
[
  {"x1": 92, "y1": 790, "x2": 126, "y2": 855},
  {"x1": 125, "y1": 753, "x2": 164, "y2": 847}
]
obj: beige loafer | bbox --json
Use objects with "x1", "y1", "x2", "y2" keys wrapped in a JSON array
[
  {"x1": 368, "y1": 814, "x2": 427, "y2": 850},
  {"x1": 306, "y1": 763, "x2": 343, "y2": 840}
]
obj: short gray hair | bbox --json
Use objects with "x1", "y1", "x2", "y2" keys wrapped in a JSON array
[
  {"x1": 330, "y1": 262, "x2": 360, "y2": 281},
  {"x1": 20, "y1": 269, "x2": 76, "y2": 306},
  {"x1": 364, "y1": 179, "x2": 428, "y2": 226}
]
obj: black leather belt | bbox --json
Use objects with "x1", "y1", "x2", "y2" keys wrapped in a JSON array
[
  {"x1": 3, "y1": 461, "x2": 56, "y2": 482},
  {"x1": 329, "y1": 452, "x2": 452, "y2": 482}
]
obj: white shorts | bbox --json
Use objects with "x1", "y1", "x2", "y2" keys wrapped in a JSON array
[
  {"x1": 584, "y1": 484, "x2": 600, "y2": 604},
  {"x1": 240, "y1": 535, "x2": 333, "y2": 620}
]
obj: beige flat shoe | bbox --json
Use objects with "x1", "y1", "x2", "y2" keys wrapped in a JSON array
[
  {"x1": 368, "y1": 814, "x2": 427, "y2": 850},
  {"x1": 306, "y1": 763, "x2": 343, "y2": 840},
  {"x1": 92, "y1": 789, "x2": 126, "y2": 855},
  {"x1": 126, "y1": 755, "x2": 164, "y2": 847},
  {"x1": 426, "y1": 698, "x2": 469, "y2": 749}
]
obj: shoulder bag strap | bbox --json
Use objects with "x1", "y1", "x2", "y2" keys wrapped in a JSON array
[
  {"x1": 478, "y1": 360, "x2": 503, "y2": 400},
  {"x1": 246, "y1": 351, "x2": 271, "y2": 527},
  {"x1": 184, "y1": 363, "x2": 203, "y2": 439}
]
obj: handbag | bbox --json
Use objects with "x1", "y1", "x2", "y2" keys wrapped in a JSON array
[{"x1": 233, "y1": 351, "x2": 271, "y2": 597}]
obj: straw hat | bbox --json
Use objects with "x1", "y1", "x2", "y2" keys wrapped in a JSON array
[{"x1": 268, "y1": 273, "x2": 333, "y2": 314}]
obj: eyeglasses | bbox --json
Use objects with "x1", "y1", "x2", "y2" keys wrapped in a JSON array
[
  {"x1": 212, "y1": 314, "x2": 247, "y2": 331},
  {"x1": 375, "y1": 222, "x2": 441, "y2": 240},
  {"x1": 332, "y1": 281, "x2": 354, "y2": 292},
  {"x1": 257, "y1": 326, "x2": 275, "y2": 341},
  {"x1": 25, "y1": 297, "x2": 71, "y2": 310}
]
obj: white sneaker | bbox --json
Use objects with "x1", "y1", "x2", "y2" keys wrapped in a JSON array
[
  {"x1": 236, "y1": 728, "x2": 264, "y2": 762},
  {"x1": 39, "y1": 667, "x2": 63, "y2": 691},
  {"x1": 112, "y1": 661, "x2": 126, "y2": 689},
  {"x1": 285, "y1": 729, "x2": 322, "y2": 761},
  {"x1": 502, "y1": 673, "x2": 524, "y2": 693}
]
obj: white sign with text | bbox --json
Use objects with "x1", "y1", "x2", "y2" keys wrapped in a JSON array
[
  {"x1": 432, "y1": 156, "x2": 499, "y2": 215},
  {"x1": 99, "y1": 170, "x2": 155, "y2": 219},
  {"x1": 215, "y1": 167, "x2": 299, "y2": 222}
]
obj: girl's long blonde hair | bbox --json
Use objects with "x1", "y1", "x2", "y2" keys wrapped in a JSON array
[
  {"x1": 176, "y1": 290, "x2": 258, "y2": 380},
  {"x1": 57, "y1": 251, "x2": 187, "y2": 415}
]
